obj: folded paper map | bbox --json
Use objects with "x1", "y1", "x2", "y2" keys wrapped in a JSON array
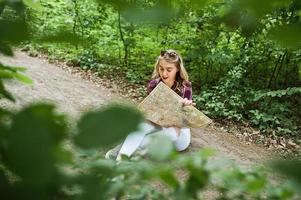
[{"x1": 138, "y1": 82, "x2": 212, "y2": 128}]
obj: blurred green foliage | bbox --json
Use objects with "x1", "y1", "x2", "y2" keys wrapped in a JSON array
[
  {"x1": 74, "y1": 104, "x2": 143, "y2": 149},
  {"x1": 0, "y1": 107, "x2": 299, "y2": 199},
  {"x1": 0, "y1": 0, "x2": 300, "y2": 199}
]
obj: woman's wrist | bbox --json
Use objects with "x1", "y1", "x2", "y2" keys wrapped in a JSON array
[{"x1": 182, "y1": 98, "x2": 196, "y2": 106}]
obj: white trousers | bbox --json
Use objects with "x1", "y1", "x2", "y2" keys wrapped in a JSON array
[{"x1": 119, "y1": 122, "x2": 191, "y2": 157}]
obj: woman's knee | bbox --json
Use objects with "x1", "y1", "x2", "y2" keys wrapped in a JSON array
[{"x1": 174, "y1": 128, "x2": 191, "y2": 151}]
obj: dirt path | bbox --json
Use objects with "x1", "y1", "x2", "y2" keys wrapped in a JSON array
[
  {"x1": 0, "y1": 50, "x2": 274, "y2": 168},
  {"x1": 0, "y1": 50, "x2": 121, "y2": 118}
]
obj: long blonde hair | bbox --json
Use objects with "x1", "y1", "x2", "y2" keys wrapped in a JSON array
[{"x1": 152, "y1": 49, "x2": 189, "y2": 93}]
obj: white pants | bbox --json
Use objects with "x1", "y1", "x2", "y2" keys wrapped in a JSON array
[{"x1": 119, "y1": 122, "x2": 191, "y2": 157}]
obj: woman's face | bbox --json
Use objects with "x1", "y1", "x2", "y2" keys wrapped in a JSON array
[{"x1": 158, "y1": 60, "x2": 178, "y2": 88}]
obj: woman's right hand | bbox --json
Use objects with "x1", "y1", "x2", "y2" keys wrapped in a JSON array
[{"x1": 182, "y1": 98, "x2": 196, "y2": 107}]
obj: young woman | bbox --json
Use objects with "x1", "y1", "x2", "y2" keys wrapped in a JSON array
[{"x1": 105, "y1": 49, "x2": 195, "y2": 161}]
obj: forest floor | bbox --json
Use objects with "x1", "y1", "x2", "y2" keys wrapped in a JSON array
[{"x1": 0, "y1": 50, "x2": 299, "y2": 170}]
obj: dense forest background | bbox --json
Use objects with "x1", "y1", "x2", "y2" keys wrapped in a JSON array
[
  {"x1": 1, "y1": 0, "x2": 301, "y2": 199},
  {"x1": 15, "y1": 0, "x2": 301, "y2": 136}
]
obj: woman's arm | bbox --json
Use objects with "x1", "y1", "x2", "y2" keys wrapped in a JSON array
[
  {"x1": 183, "y1": 81, "x2": 192, "y2": 100},
  {"x1": 147, "y1": 79, "x2": 159, "y2": 94},
  {"x1": 182, "y1": 81, "x2": 195, "y2": 106}
]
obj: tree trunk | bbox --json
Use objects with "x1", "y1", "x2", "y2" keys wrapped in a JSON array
[
  {"x1": 72, "y1": 0, "x2": 79, "y2": 49},
  {"x1": 267, "y1": 53, "x2": 283, "y2": 88},
  {"x1": 118, "y1": 10, "x2": 128, "y2": 67},
  {"x1": 274, "y1": 51, "x2": 288, "y2": 87}
]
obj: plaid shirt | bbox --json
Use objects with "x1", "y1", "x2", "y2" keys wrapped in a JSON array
[{"x1": 147, "y1": 78, "x2": 193, "y2": 100}]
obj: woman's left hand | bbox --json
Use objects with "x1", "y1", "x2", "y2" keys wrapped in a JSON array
[{"x1": 182, "y1": 98, "x2": 196, "y2": 107}]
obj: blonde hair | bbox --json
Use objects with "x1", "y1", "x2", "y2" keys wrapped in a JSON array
[{"x1": 152, "y1": 49, "x2": 189, "y2": 92}]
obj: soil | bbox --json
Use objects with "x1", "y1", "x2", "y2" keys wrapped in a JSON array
[{"x1": 0, "y1": 50, "x2": 282, "y2": 169}]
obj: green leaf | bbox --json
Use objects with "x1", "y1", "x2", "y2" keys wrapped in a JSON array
[
  {"x1": 0, "y1": 80, "x2": 15, "y2": 102},
  {"x1": 276, "y1": 186, "x2": 295, "y2": 199},
  {"x1": 122, "y1": 4, "x2": 175, "y2": 24},
  {"x1": 74, "y1": 104, "x2": 143, "y2": 149},
  {"x1": 0, "y1": 70, "x2": 14, "y2": 79},
  {"x1": 0, "y1": 63, "x2": 32, "y2": 83},
  {"x1": 0, "y1": 64, "x2": 27, "y2": 72},
  {"x1": 236, "y1": 0, "x2": 291, "y2": 18},
  {"x1": 198, "y1": 148, "x2": 215, "y2": 159},
  {"x1": 76, "y1": 174, "x2": 110, "y2": 200},
  {"x1": 0, "y1": 20, "x2": 29, "y2": 44},
  {"x1": 0, "y1": 42, "x2": 13, "y2": 56},
  {"x1": 5, "y1": 66, "x2": 27, "y2": 72},
  {"x1": 269, "y1": 24, "x2": 301, "y2": 49},
  {"x1": 185, "y1": 166, "x2": 209, "y2": 198},
  {"x1": 53, "y1": 146, "x2": 73, "y2": 164},
  {"x1": 0, "y1": 170, "x2": 14, "y2": 199},
  {"x1": 148, "y1": 134, "x2": 174, "y2": 161},
  {"x1": 158, "y1": 168, "x2": 180, "y2": 189},
  {"x1": 5, "y1": 103, "x2": 67, "y2": 188},
  {"x1": 13, "y1": 72, "x2": 33, "y2": 84},
  {"x1": 245, "y1": 175, "x2": 266, "y2": 193},
  {"x1": 188, "y1": 0, "x2": 208, "y2": 10},
  {"x1": 272, "y1": 159, "x2": 301, "y2": 187}
]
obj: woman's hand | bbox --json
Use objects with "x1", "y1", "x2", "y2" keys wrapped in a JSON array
[{"x1": 182, "y1": 98, "x2": 196, "y2": 107}]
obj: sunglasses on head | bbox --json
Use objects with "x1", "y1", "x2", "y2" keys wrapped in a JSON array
[{"x1": 160, "y1": 50, "x2": 178, "y2": 59}]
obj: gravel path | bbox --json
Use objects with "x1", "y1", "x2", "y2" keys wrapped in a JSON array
[{"x1": 0, "y1": 50, "x2": 274, "y2": 168}]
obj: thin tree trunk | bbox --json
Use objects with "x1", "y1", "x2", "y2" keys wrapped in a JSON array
[
  {"x1": 118, "y1": 10, "x2": 128, "y2": 67},
  {"x1": 198, "y1": 59, "x2": 202, "y2": 90},
  {"x1": 40, "y1": 0, "x2": 47, "y2": 35},
  {"x1": 274, "y1": 51, "x2": 288, "y2": 87},
  {"x1": 205, "y1": 62, "x2": 209, "y2": 85},
  {"x1": 72, "y1": 0, "x2": 79, "y2": 49},
  {"x1": 267, "y1": 53, "x2": 283, "y2": 88}
]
